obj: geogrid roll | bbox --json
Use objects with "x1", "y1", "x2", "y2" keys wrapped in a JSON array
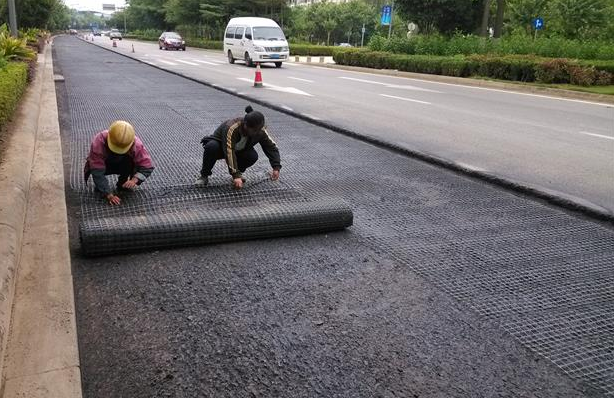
[{"x1": 80, "y1": 199, "x2": 353, "y2": 256}]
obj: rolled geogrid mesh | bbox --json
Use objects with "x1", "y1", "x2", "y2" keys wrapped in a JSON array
[{"x1": 80, "y1": 198, "x2": 353, "y2": 256}]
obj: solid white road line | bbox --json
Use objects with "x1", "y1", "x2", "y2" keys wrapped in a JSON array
[
  {"x1": 157, "y1": 59, "x2": 178, "y2": 66},
  {"x1": 191, "y1": 59, "x2": 220, "y2": 65},
  {"x1": 281, "y1": 105, "x2": 294, "y2": 111},
  {"x1": 579, "y1": 131, "x2": 614, "y2": 140},
  {"x1": 336, "y1": 67, "x2": 612, "y2": 107},
  {"x1": 339, "y1": 76, "x2": 440, "y2": 93},
  {"x1": 379, "y1": 94, "x2": 432, "y2": 105},
  {"x1": 288, "y1": 77, "x2": 314, "y2": 83},
  {"x1": 176, "y1": 60, "x2": 199, "y2": 66},
  {"x1": 236, "y1": 78, "x2": 313, "y2": 96}
]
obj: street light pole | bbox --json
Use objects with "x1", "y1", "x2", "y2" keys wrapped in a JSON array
[{"x1": 7, "y1": 0, "x2": 18, "y2": 37}]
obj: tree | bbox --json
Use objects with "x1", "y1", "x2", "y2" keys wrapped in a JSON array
[
  {"x1": 164, "y1": 0, "x2": 201, "y2": 26},
  {"x1": 0, "y1": 0, "x2": 67, "y2": 29},
  {"x1": 394, "y1": 0, "x2": 483, "y2": 35},
  {"x1": 48, "y1": 1, "x2": 71, "y2": 30},
  {"x1": 124, "y1": 0, "x2": 167, "y2": 31},
  {"x1": 505, "y1": 0, "x2": 549, "y2": 34},
  {"x1": 493, "y1": 0, "x2": 506, "y2": 37},
  {"x1": 547, "y1": 0, "x2": 608, "y2": 39}
]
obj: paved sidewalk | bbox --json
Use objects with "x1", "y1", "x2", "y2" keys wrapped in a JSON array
[
  {"x1": 0, "y1": 42, "x2": 80, "y2": 397},
  {"x1": 56, "y1": 36, "x2": 613, "y2": 398}
]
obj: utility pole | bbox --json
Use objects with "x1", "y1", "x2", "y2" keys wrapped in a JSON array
[
  {"x1": 8, "y1": 0, "x2": 18, "y2": 37},
  {"x1": 388, "y1": 0, "x2": 394, "y2": 38}
]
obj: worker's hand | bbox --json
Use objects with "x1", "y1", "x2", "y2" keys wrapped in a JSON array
[
  {"x1": 270, "y1": 169, "x2": 280, "y2": 181},
  {"x1": 122, "y1": 177, "x2": 139, "y2": 189},
  {"x1": 233, "y1": 177, "x2": 243, "y2": 190},
  {"x1": 106, "y1": 194, "x2": 121, "y2": 206}
]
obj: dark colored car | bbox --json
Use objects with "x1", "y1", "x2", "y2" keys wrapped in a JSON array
[{"x1": 159, "y1": 32, "x2": 186, "y2": 51}]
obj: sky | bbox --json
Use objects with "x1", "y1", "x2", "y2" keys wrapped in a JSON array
[{"x1": 63, "y1": 0, "x2": 126, "y2": 13}]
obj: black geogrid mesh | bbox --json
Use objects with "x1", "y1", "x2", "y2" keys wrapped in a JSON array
[
  {"x1": 62, "y1": 49, "x2": 352, "y2": 255},
  {"x1": 57, "y1": 38, "x2": 614, "y2": 395}
]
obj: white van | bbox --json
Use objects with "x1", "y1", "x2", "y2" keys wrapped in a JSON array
[{"x1": 224, "y1": 17, "x2": 290, "y2": 68}]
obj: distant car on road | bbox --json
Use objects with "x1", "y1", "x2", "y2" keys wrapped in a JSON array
[
  {"x1": 109, "y1": 29, "x2": 122, "y2": 40},
  {"x1": 337, "y1": 42, "x2": 353, "y2": 47},
  {"x1": 158, "y1": 32, "x2": 186, "y2": 51},
  {"x1": 101, "y1": 30, "x2": 110, "y2": 36},
  {"x1": 92, "y1": 29, "x2": 101, "y2": 36},
  {"x1": 69, "y1": 29, "x2": 78, "y2": 35}
]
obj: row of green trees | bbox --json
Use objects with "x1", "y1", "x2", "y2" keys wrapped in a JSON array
[
  {"x1": 395, "y1": 0, "x2": 613, "y2": 39},
  {"x1": 2, "y1": 0, "x2": 611, "y2": 45},
  {"x1": 108, "y1": 0, "x2": 613, "y2": 44},
  {"x1": 0, "y1": 0, "x2": 70, "y2": 31}
]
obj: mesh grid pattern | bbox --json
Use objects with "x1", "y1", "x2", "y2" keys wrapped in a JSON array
[{"x1": 56, "y1": 38, "x2": 614, "y2": 396}]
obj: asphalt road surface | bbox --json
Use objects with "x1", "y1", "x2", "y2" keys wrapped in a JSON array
[
  {"x1": 90, "y1": 36, "x2": 613, "y2": 215},
  {"x1": 54, "y1": 36, "x2": 614, "y2": 397}
]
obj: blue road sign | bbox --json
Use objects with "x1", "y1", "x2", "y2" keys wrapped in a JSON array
[
  {"x1": 381, "y1": 5, "x2": 392, "y2": 26},
  {"x1": 533, "y1": 17, "x2": 544, "y2": 30}
]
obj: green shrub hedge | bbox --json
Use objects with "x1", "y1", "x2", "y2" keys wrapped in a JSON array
[
  {"x1": 289, "y1": 44, "x2": 335, "y2": 56},
  {"x1": 333, "y1": 49, "x2": 614, "y2": 86},
  {"x1": 184, "y1": 39, "x2": 223, "y2": 50},
  {"x1": 0, "y1": 62, "x2": 28, "y2": 131},
  {"x1": 368, "y1": 34, "x2": 614, "y2": 61}
]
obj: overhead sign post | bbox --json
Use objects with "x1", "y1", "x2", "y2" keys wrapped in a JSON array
[
  {"x1": 532, "y1": 17, "x2": 544, "y2": 39},
  {"x1": 381, "y1": 3, "x2": 394, "y2": 39},
  {"x1": 381, "y1": 5, "x2": 391, "y2": 26}
]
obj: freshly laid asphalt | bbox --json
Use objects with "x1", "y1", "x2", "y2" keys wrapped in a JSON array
[{"x1": 54, "y1": 36, "x2": 614, "y2": 397}]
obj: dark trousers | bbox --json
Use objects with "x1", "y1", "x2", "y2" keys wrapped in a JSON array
[
  {"x1": 200, "y1": 139, "x2": 258, "y2": 177},
  {"x1": 106, "y1": 155, "x2": 134, "y2": 187}
]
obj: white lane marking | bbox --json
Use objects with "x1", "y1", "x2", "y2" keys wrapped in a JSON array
[
  {"x1": 579, "y1": 131, "x2": 614, "y2": 140},
  {"x1": 340, "y1": 76, "x2": 440, "y2": 93},
  {"x1": 176, "y1": 60, "x2": 199, "y2": 66},
  {"x1": 143, "y1": 61, "x2": 156, "y2": 65},
  {"x1": 191, "y1": 59, "x2": 220, "y2": 66},
  {"x1": 288, "y1": 77, "x2": 314, "y2": 83},
  {"x1": 281, "y1": 105, "x2": 294, "y2": 111},
  {"x1": 157, "y1": 59, "x2": 178, "y2": 66},
  {"x1": 336, "y1": 68, "x2": 612, "y2": 107},
  {"x1": 380, "y1": 94, "x2": 431, "y2": 105},
  {"x1": 236, "y1": 78, "x2": 313, "y2": 96}
]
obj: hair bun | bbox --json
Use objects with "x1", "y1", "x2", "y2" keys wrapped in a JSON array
[{"x1": 245, "y1": 105, "x2": 254, "y2": 114}]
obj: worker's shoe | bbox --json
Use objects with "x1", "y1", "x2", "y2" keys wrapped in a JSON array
[{"x1": 195, "y1": 176, "x2": 208, "y2": 186}]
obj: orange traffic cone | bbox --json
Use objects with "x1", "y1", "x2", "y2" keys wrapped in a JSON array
[
  {"x1": 112, "y1": 40, "x2": 117, "y2": 48},
  {"x1": 254, "y1": 63, "x2": 263, "y2": 88}
]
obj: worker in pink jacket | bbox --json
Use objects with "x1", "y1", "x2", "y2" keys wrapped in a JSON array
[{"x1": 84, "y1": 120, "x2": 154, "y2": 206}]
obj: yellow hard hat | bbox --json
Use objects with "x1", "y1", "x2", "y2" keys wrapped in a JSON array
[{"x1": 107, "y1": 120, "x2": 135, "y2": 154}]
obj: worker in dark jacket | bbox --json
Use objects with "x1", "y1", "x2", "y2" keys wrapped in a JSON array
[
  {"x1": 84, "y1": 120, "x2": 154, "y2": 205},
  {"x1": 196, "y1": 105, "x2": 281, "y2": 190}
]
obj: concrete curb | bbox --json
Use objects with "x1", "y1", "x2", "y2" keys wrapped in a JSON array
[
  {"x1": 290, "y1": 56, "x2": 334, "y2": 64},
  {"x1": 0, "y1": 41, "x2": 82, "y2": 397},
  {"x1": 311, "y1": 63, "x2": 614, "y2": 105},
  {"x1": 81, "y1": 36, "x2": 614, "y2": 224}
]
